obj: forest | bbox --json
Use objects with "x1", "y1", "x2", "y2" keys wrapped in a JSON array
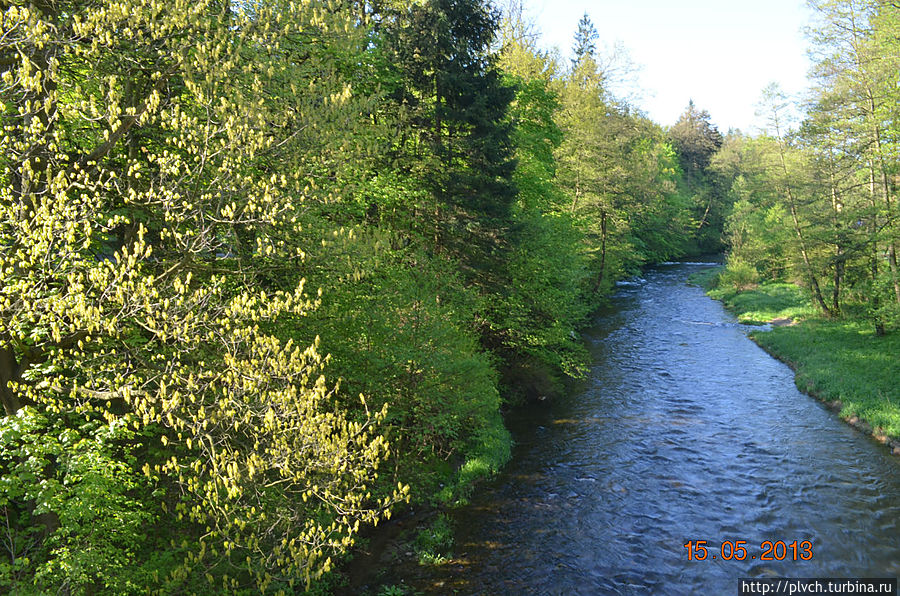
[
  {"x1": 0, "y1": 0, "x2": 897, "y2": 593},
  {"x1": 713, "y1": 1, "x2": 900, "y2": 334}
]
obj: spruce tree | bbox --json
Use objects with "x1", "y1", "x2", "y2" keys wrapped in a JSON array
[
  {"x1": 377, "y1": 0, "x2": 517, "y2": 287},
  {"x1": 571, "y1": 13, "x2": 599, "y2": 67}
]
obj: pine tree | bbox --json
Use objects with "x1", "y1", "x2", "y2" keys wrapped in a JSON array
[
  {"x1": 376, "y1": 0, "x2": 517, "y2": 290},
  {"x1": 669, "y1": 100, "x2": 724, "y2": 176}
]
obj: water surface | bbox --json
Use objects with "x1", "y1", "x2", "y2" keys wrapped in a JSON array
[{"x1": 406, "y1": 263, "x2": 900, "y2": 594}]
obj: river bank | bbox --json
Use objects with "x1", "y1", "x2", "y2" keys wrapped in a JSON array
[
  {"x1": 336, "y1": 264, "x2": 900, "y2": 594},
  {"x1": 692, "y1": 268, "x2": 900, "y2": 457},
  {"x1": 353, "y1": 262, "x2": 900, "y2": 593}
]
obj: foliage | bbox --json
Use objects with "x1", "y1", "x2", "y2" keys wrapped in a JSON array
[
  {"x1": 718, "y1": 257, "x2": 760, "y2": 291},
  {"x1": 0, "y1": 0, "x2": 404, "y2": 591},
  {"x1": 292, "y1": 231, "x2": 511, "y2": 498},
  {"x1": 555, "y1": 54, "x2": 693, "y2": 289},
  {"x1": 686, "y1": 267, "x2": 723, "y2": 291},
  {"x1": 492, "y1": 54, "x2": 592, "y2": 395},
  {"x1": 377, "y1": 584, "x2": 410, "y2": 596},
  {"x1": 668, "y1": 101, "x2": 731, "y2": 253},
  {"x1": 669, "y1": 101, "x2": 724, "y2": 176},
  {"x1": 413, "y1": 514, "x2": 454, "y2": 565},
  {"x1": 714, "y1": 1, "x2": 900, "y2": 333},
  {"x1": 0, "y1": 0, "x2": 708, "y2": 591},
  {"x1": 571, "y1": 13, "x2": 599, "y2": 67},
  {"x1": 0, "y1": 409, "x2": 155, "y2": 593},
  {"x1": 708, "y1": 0, "x2": 900, "y2": 436}
]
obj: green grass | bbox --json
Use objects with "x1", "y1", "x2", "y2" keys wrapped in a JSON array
[
  {"x1": 436, "y1": 409, "x2": 512, "y2": 506},
  {"x1": 686, "y1": 267, "x2": 722, "y2": 291},
  {"x1": 752, "y1": 321, "x2": 900, "y2": 438},
  {"x1": 413, "y1": 514, "x2": 454, "y2": 565},
  {"x1": 703, "y1": 277, "x2": 900, "y2": 440},
  {"x1": 710, "y1": 281, "x2": 817, "y2": 325}
]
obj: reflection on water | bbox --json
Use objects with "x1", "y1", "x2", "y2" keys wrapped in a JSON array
[{"x1": 397, "y1": 263, "x2": 900, "y2": 595}]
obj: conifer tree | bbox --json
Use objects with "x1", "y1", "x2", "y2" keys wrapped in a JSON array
[
  {"x1": 668, "y1": 101, "x2": 730, "y2": 251},
  {"x1": 571, "y1": 13, "x2": 599, "y2": 67}
]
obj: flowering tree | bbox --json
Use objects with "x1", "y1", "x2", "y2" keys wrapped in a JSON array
[{"x1": 0, "y1": 0, "x2": 404, "y2": 591}]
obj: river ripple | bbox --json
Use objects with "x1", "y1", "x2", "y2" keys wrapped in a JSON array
[{"x1": 403, "y1": 263, "x2": 900, "y2": 595}]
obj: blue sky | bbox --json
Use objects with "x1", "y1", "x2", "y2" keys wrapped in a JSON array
[{"x1": 521, "y1": 0, "x2": 813, "y2": 132}]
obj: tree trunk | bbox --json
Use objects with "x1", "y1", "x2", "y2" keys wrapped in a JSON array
[
  {"x1": 786, "y1": 195, "x2": 830, "y2": 315},
  {"x1": 571, "y1": 176, "x2": 580, "y2": 214},
  {"x1": 595, "y1": 210, "x2": 607, "y2": 290},
  {"x1": 868, "y1": 163, "x2": 886, "y2": 335},
  {"x1": 866, "y1": 86, "x2": 900, "y2": 305},
  {"x1": 832, "y1": 258, "x2": 844, "y2": 315},
  {"x1": 775, "y1": 139, "x2": 831, "y2": 316},
  {"x1": 829, "y1": 165, "x2": 843, "y2": 315},
  {"x1": 0, "y1": 343, "x2": 23, "y2": 416},
  {"x1": 697, "y1": 192, "x2": 712, "y2": 230},
  {"x1": 872, "y1": 252, "x2": 886, "y2": 337}
]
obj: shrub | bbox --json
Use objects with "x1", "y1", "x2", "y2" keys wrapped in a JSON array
[{"x1": 719, "y1": 257, "x2": 760, "y2": 291}]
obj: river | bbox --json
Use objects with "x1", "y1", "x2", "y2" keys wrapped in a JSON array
[{"x1": 392, "y1": 262, "x2": 900, "y2": 594}]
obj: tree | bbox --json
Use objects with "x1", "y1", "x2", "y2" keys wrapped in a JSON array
[
  {"x1": 492, "y1": 9, "x2": 593, "y2": 396},
  {"x1": 376, "y1": 0, "x2": 516, "y2": 272},
  {"x1": 555, "y1": 55, "x2": 688, "y2": 289},
  {"x1": 555, "y1": 56, "x2": 619, "y2": 288},
  {"x1": 669, "y1": 101, "x2": 729, "y2": 251},
  {"x1": 572, "y1": 13, "x2": 599, "y2": 68},
  {"x1": 670, "y1": 100, "x2": 724, "y2": 176},
  {"x1": 0, "y1": 1, "x2": 404, "y2": 591},
  {"x1": 805, "y1": 0, "x2": 900, "y2": 329}
]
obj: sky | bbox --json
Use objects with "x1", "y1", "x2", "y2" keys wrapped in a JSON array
[{"x1": 521, "y1": 0, "x2": 814, "y2": 132}]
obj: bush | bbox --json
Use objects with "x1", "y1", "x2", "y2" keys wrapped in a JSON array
[{"x1": 719, "y1": 257, "x2": 760, "y2": 291}]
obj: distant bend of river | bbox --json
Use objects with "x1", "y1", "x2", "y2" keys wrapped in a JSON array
[{"x1": 396, "y1": 262, "x2": 900, "y2": 595}]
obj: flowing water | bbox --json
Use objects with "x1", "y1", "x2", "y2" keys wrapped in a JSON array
[{"x1": 398, "y1": 262, "x2": 900, "y2": 594}]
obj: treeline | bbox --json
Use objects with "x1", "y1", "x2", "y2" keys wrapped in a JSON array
[
  {"x1": 711, "y1": 0, "x2": 900, "y2": 334},
  {"x1": 0, "y1": 1, "x2": 704, "y2": 592}
]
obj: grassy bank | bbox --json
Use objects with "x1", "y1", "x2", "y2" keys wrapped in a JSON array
[{"x1": 693, "y1": 268, "x2": 900, "y2": 448}]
